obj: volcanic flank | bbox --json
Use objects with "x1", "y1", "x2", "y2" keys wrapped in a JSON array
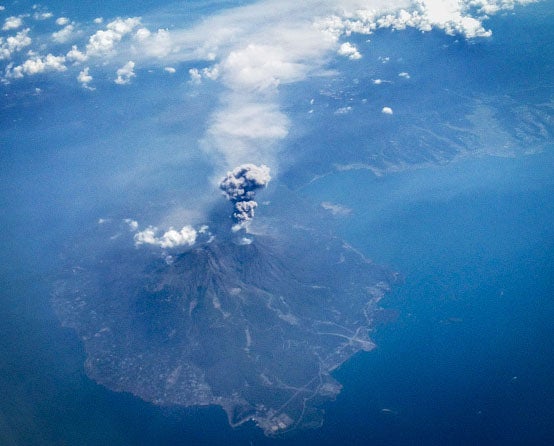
[{"x1": 52, "y1": 170, "x2": 398, "y2": 435}]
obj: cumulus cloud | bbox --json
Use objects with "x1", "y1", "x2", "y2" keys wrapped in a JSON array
[
  {"x1": 0, "y1": 1, "x2": 536, "y2": 80},
  {"x1": 315, "y1": 0, "x2": 526, "y2": 39},
  {"x1": 134, "y1": 27, "x2": 151, "y2": 41},
  {"x1": 132, "y1": 28, "x2": 173, "y2": 58},
  {"x1": 398, "y1": 71, "x2": 410, "y2": 79},
  {"x1": 382, "y1": 106, "x2": 393, "y2": 115},
  {"x1": 52, "y1": 24, "x2": 75, "y2": 43},
  {"x1": 164, "y1": 66, "x2": 176, "y2": 74},
  {"x1": 77, "y1": 67, "x2": 93, "y2": 89},
  {"x1": 123, "y1": 218, "x2": 139, "y2": 231},
  {"x1": 85, "y1": 17, "x2": 140, "y2": 58},
  {"x1": 219, "y1": 164, "x2": 271, "y2": 224},
  {"x1": 0, "y1": 28, "x2": 31, "y2": 61},
  {"x1": 134, "y1": 225, "x2": 197, "y2": 248},
  {"x1": 3, "y1": 16, "x2": 23, "y2": 31},
  {"x1": 33, "y1": 11, "x2": 53, "y2": 20},
  {"x1": 188, "y1": 65, "x2": 219, "y2": 84},
  {"x1": 114, "y1": 60, "x2": 135, "y2": 84},
  {"x1": 66, "y1": 45, "x2": 87, "y2": 63},
  {"x1": 188, "y1": 67, "x2": 202, "y2": 84},
  {"x1": 29, "y1": 17, "x2": 140, "y2": 67},
  {"x1": 8, "y1": 54, "x2": 66, "y2": 78},
  {"x1": 338, "y1": 42, "x2": 362, "y2": 60}
]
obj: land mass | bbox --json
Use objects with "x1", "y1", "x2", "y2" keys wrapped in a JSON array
[{"x1": 53, "y1": 224, "x2": 398, "y2": 435}]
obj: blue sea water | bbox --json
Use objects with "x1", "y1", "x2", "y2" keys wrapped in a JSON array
[
  {"x1": 1, "y1": 147, "x2": 552, "y2": 445},
  {"x1": 298, "y1": 150, "x2": 554, "y2": 446}
]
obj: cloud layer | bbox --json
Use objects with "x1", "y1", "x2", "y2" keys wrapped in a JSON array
[
  {"x1": 0, "y1": 0, "x2": 537, "y2": 169},
  {"x1": 0, "y1": 0, "x2": 540, "y2": 247}
]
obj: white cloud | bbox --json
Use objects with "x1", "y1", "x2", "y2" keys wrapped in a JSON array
[
  {"x1": 335, "y1": 106, "x2": 353, "y2": 115},
  {"x1": 189, "y1": 67, "x2": 201, "y2": 84},
  {"x1": 337, "y1": 42, "x2": 361, "y2": 60},
  {"x1": 314, "y1": 0, "x2": 536, "y2": 40},
  {"x1": 203, "y1": 65, "x2": 219, "y2": 80},
  {"x1": 164, "y1": 66, "x2": 176, "y2": 74},
  {"x1": 162, "y1": 2, "x2": 343, "y2": 172},
  {"x1": 0, "y1": 7, "x2": 5, "y2": 12},
  {"x1": 93, "y1": 17, "x2": 103, "y2": 24},
  {"x1": 372, "y1": 78, "x2": 392, "y2": 85},
  {"x1": 134, "y1": 227, "x2": 158, "y2": 246},
  {"x1": 211, "y1": 105, "x2": 286, "y2": 143},
  {"x1": 134, "y1": 27, "x2": 151, "y2": 41},
  {"x1": 221, "y1": 43, "x2": 308, "y2": 92},
  {"x1": 86, "y1": 29, "x2": 121, "y2": 55},
  {"x1": 56, "y1": 17, "x2": 70, "y2": 26},
  {"x1": 66, "y1": 45, "x2": 87, "y2": 62},
  {"x1": 0, "y1": 28, "x2": 31, "y2": 61},
  {"x1": 206, "y1": 100, "x2": 289, "y2": 168},
  {"x1": 52, "y1": 24, "x2": 75, "y2": 43},
  {"x1": 86, "y1": 17, "x2": 140, "y2": 57},
  {"x1": 34, "y1": 12, "x2": 53, "y2": 20},
  {"x1": 382, "y1": 106, "x2": 393, "y2": 115},
  {"x1": 321, "y1": 201, "x2": 352, "y2": 216},
  {"x1": 9, "y1": 54, "x2": 66, "y2": 78},
  {"x1": 133, "y1": 28, "x2": 173, "y2": 58},
  {"x1": 134, "y1": 226, "x2": 197, "y2": 248},
  {"x1": 3, "y1": 16, "x2": 23, "y2": 31},
  {"x1": 188, "y1": 65, "x2": 219, "y2": 84},
  {"x1": 114, "y1": 60, "x2": 135, "y2": 84},
  {"x1": 77, "y1": 67, "x2": 93, "y2": 89},
  {"x1": 398, "y1": 71, "x2": 410, "y2": 79},
  {"x1": 123, "y1": 218, "x2": 139, "y2": 231}
]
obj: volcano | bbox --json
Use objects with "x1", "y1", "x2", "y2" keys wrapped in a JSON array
[{"x1": 53, "y1": 222, "x2": 397, "y2": 435}]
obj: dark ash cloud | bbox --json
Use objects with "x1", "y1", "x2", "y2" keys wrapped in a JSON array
[
  {"x1": 233, "y1": 199, "x2": 257, "y2": 222},
  {"x1": 219, "y1": 164, "x2": 270, "y2": 224}
]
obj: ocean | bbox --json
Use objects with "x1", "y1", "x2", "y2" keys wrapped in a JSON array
[{"x1": 298, "y1": 149, "x2": 554, "y2": 445}]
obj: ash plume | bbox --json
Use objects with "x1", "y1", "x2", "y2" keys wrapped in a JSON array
[{"x1": 219, "y1": 164, "x2": 271, "y2": 224}]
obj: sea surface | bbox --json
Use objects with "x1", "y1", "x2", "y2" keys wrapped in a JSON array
[
  {"x1": 1, "y1": 146, "x2": 552, "y2": 445},
  {"x1": 300, "y1": 149, "x2": 554, "y2": 446}
]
